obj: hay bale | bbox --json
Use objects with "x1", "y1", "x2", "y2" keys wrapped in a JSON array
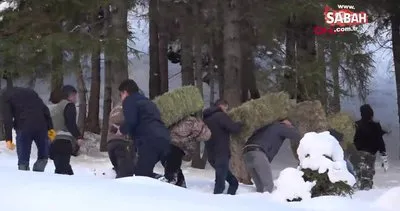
[
  {"x1": 227, "y1": 92, "x2": 291, "y2": 184},
  {"x1": 289, "y1": 100, "x2": 329, "y2": 160},
  {"x1": 327, "y1": 112, "x2": 355, "y2": 151},
  {"x1": 228, "y1": 92, "x2": 291, "y2": 143},
  {"x1": 153, "y1": 86, "x2": 204, "y2": 127}
]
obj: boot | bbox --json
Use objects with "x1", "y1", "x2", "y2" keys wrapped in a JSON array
[
  {"x1": 18, "y1": 164, "x2": 30, "y2": 171},
  {"x1": 32, "y1": 159, "x2": 48, "y2": 172}
]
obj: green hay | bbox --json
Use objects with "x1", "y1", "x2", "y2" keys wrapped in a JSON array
[
  {"x1": 288, "y1": 100, "x2": 329, "y2": 160},
  {"x1": 153, "y1": 86, "x2": 204, "y2": 127},
  {"x1": 228, "y1": 92, "x2": 291, "y2": 143},
  {"x1": 327, "y1": 112, "x2": 355, "y2": 151}
]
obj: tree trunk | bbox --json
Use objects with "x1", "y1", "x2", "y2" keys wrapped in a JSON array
[
  {"x1": 223, "y1": 0, "x2": 250, "y2": 184},
  {"x1": 6, "y1": 78, "x2": 13, "y2": 88},
  {"x1": 110, "y1": 0, "x2": 129, "y2": 105},
  {"x1": 330, "y1": 41, "x2": 341, "y2": 113},
  {"x1": 216, "y1": 1, "x2": 224, "y2": 97},
  {"x1": 75, "y1": 53, "x2": 87, "y2": 134},
  {"x1": 86, "y1": 43, "x2": 101, "y2": 133},
  {"x1": 180, "y1": 3, "x2": 195, "y2": 85},
  {"x1": 391, "y1": 13, "x2": 400, "y2": 130},
  {"x1": 295, "y1": 20, "x2": 317, "y2": 102},
  {"x1": 51, "y1": 49, "x2": 63, "y2": 91},
  {"x1": 191, "y1": 0, "x2": 207, "y2": 169},
  {"x1": 317, "y1": 39, "x2": 328, "y2": 110},
  {"x1": 158, "y1": 0, "x2": 169, "y2": 94},
  {"x1": 149, "y1": 0, "x2": 161, "y2": 99},
  {"x1": 284, "y1": 16, "x2": 297, "y2": 100},
  {"x1": 100, "y1": 48, "x2": 113, "y2": 152},
  {"x1": 240, "y1": 6, "x2": 259, "y2": 102}
]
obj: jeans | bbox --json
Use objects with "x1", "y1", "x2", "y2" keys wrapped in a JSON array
[
  {"x1": 210, "y1": 157, "x2": 239, "y2": 195},
  {"x1": 16, "y1": 129, "x2": 49, "y2": 171}
]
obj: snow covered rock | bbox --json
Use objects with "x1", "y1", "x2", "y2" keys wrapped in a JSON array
[
  {"x1": 274, "y1": 131, "x2": 355, "y2": 201},
  {"x1": 272, "y1": 168, "x2": 315, "y2": 202}
]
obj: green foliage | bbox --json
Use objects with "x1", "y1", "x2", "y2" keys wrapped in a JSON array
[{"x1": 302, "y1": 168, "x2": 354, "y2": 197}]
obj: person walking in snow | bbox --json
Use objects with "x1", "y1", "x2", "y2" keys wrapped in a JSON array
[
  {"x1": 161, "y1": 115, "x2": 211, "y2": 187},
  {"x1": 0, "y1": 87, "x2": 54, "y2": 171},
  {"x1": 242, "y1": 118, "x2": 301, "y2": 193},
  {"x1": 328, "y1": 129, "x2": 356, "y2": 176},
  {"x1": 107, "y1": 102, "x2": 135, "y2": 178},
  {"x1": 117, "y1": 79, "x2": 170, "y2": 178},
  {"x1": 49, "y1": 85, "x2": 84, "y2": 175},
  {"x1": 203, "y1": 99, "x2": 243, "y2": 195},
  {"x1": 353, "y1": 104, "x2": 388, "y2": 190}
]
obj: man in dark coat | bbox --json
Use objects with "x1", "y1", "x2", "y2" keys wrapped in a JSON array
[
  {"x1": 242, "y1": 118, "x2": 301, "y2": 193},
  {"x1": 203, "y1": 99, "x2": 243, "y2": 195},
  {"x1": 1, "y1": 87, "x2": 54, "y2": 171},
  {"x1": 353, "y1": 104, "x2": 387, "y2": 190},
  {"x1": 118, "y1": 79, "x2": 170, "y2": 178}
]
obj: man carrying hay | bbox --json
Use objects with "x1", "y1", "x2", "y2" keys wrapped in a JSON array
[
  {"x1": 107, "y1": 102, "x2": 135, "y2": 178},
  {"x1": 160, "y1": 115, "x2": 211, "y2": 187},
  {"x1": 242, "y1": 118, "x2": 301, "y2": 193},
  {"x1": 353, "y1": 104, "x2": 388, "y2": 190},
  {"x1": 118, "y1": 79, "x2": 171, "y2": 178},
  {"x1": 203, "y1": 99, "x2": 243, "y2": 195}
]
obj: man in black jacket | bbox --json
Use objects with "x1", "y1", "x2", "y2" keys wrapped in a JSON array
[
  {"x1": 203, "y1": 99, "x2": 243, "y2": 195},
  {"x1": 243, "y1": 119, "x2": 301, "y2": 193},
  {"x1": 353, "y1": 104, "x2": 387, "y2": 190},
  {"x1": 118, "y1": 79, "x2": 170, "y2": 178},
  {"x1": 1, "y1": 87, "x2": 54, "y2": 171}
]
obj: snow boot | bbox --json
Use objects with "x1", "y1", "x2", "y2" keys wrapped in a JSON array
[
  {"x1": 18, "y1": 164, "x2": 30, "y2": 171},
  {"x1": 32, "y1": 159, "x2": 48, "y2": 172}
]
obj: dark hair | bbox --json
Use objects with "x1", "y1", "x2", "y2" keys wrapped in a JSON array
[
  {"x1": 118, "y1": 79, "x2": 139, "y2": 94},
  {"x1": 61, "y1": 85, "x2": 77, "y2": 99},
  {"x1": 49, "y1": 88, "x2": 64, "y2": 104},
  {"x1": 214, "y1": 99, "x2": 228, "y2": 107},
  {"x1": 360, "y1": 104, "x2": 373, "y2": 121}
]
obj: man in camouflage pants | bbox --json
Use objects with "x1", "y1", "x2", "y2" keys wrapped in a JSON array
[
  {"x1": 354, "y1": 151, "x2": 376, "y2": 190},
  {"x1": 353, "y1": 104, "x2": 388, "y2": 190}
]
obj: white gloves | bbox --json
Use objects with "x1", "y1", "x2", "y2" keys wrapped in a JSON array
[{"x1": 381, "y1": 153, "x2": 389, "y2": 172}]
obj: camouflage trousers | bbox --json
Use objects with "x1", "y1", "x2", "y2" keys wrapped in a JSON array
[{"x1": 354, "y1": 151, "x2": 376, "y2": 190}]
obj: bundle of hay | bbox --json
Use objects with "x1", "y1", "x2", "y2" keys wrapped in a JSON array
[
  {"x1": 228, "y1": 92, "x2": 291, "y2": 143},
  {"x1": 153, "y1": 86, "x2": 204, "y2": 127},
  {"x1": 327, "y1": 112, "x2": 355, "y2": 150},
  {"x1": 227, "y1": 92, "x2": 291, "y2": 184},
  {"x1": 288, "y1": 100, "x2": 329, "y2": 160}
]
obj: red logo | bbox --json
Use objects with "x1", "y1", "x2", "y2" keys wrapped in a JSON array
[
  {"x1": 313, "y1": 26, "x2": 341, "y2": 35},
  {"x1": 324, "y1": 5, "x2": 367, "y2": 27}
]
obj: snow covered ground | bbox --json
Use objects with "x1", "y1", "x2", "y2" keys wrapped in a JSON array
[{"x1": 0, "y1": 136, "x2": 399, "y2": 211}]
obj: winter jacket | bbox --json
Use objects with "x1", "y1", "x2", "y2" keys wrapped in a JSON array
[
  {"x1": 107, "y1": 103, "x2": 130, "y2": 142},
  {"x1": 245, "y1": 122, "x2": 301, "y2": 162},
  {"x1": 50, "y1": 99, "x2": 82, "y2": 155},
  {"x1": 354, "y1": 120, "x2": 386, "y2": 155},
  {"x1": 0, "y1": 87, "x2": 53, "y2": 141},
  {"x1": 51, "y1": 100, "x2": 82, "y2": 141},
  {"x1": 170, "y1": 116, "x2": 211, "y2": 155},
  {"x1": 203, "y1": 106, "x2": 242, "y2": 162},
  {"x1": 119, "y1": 92, "x2": 170, "y2": 149}
]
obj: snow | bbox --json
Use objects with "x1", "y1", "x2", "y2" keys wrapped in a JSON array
[
  {"x1": 1, "y1": 132, "x2": 400, "y2": 211},
  {"x1": 272, "y1": 167, "x2": 315, "y2": 201},
  {"x1": 0, "y1": 0, "x2": 17, "y2": 13},
  {"x1": 297, "y1": 131, "x2": 356, "y2": 186}
]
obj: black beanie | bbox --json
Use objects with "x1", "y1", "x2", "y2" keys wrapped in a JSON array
[
  {"x1": 62, "y1": 85, "x2": 77, "y2": 99},
  {"x1": 360, "y1": 104, "x2": 373, "y2": 121}
]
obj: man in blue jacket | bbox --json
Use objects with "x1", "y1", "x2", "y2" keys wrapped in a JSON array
[{"x1": 118, "y1": 79, "x2": 170, "y2": 178}]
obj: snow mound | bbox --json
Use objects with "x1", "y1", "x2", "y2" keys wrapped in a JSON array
[
  {"x1": 297, "y1": 131, "x2": 355, "y2": 186},
  {"x1": 373, "y1": 187, "x2": 400, "y2": 211},
  {"x1": 272, "y1": 167, "x2": 315, "y2": 201},
  {"x1": 0, "y1": 168, "x2": 303, "y2": 211}
]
